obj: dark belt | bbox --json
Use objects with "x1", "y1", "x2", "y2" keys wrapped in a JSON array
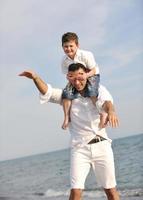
[{"x1": 88, "y1": 136, "x2": 106, "y2": 144}]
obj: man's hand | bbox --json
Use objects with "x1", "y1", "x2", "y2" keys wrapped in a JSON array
[
  {"x1": 19, "y1": 70, "x2": 48, "y2": 95},
  {"x1": 99, "y1": 111, "x2": 119, "y2": 129},
  {"x1": 106, "y1": 111, "x2": 119, "y2": 128},
  {"x1": 19, "y1": 70, "x2": 37, "y2": 80},
  {"x1": 101, "y1": 101, "x2": 119, "y2": 128}
]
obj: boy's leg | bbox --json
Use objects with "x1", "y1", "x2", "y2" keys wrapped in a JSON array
[
  {"x1": 86, "y1": 75, "x2": 107, "y2": 128},
  {"x1": 90, "y1": 96, "x2": 97, "y2": 106},
  {"x1": 62, "y1": 99, "x2": 72, "y2": 129}
]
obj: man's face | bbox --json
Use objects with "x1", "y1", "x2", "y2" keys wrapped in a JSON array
[
  {"x1": 62, "y1": 40, "x2": 79, "y2": 59},
  {"x1": 68, "y1": 68, "x2": 87, "y2": 92}
]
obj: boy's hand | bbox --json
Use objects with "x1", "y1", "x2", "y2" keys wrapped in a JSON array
[
  {"x1": 66, "y1": 72, "x2": 74, "y2": 81},
  {"x1": 67, "y1": 71, "x2": 88, "y2": 82},
  {"x1": 78, "y1": 72, "x2": 87, "y2": 80}
]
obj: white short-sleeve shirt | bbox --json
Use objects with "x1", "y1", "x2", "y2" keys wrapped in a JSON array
[
  {"x1": 61, "y1": 49, "x2": 100, "y2": 75},
  {"x1": 40, "y1": 84, "x2": 113, "y2": 147}
]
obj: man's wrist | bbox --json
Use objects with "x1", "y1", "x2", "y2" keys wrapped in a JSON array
[{"x1": 33, "y1": 74, "x2": 39, "y2": 81}]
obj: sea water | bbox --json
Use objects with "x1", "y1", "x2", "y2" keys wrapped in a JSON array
[{"x1": 0, "y1": 134, "x2": 143, "y2": 200}]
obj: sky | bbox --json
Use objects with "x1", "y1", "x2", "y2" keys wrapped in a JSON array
[{"x1": 0, "y1": 0, "x2": 143, "y2": 161}]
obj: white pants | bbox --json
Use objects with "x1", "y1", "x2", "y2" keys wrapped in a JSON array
[{"x1": 70, "y1": 140, "x2": 116, "y2": 189}]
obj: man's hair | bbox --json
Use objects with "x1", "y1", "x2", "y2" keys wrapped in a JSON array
[
  {"x1": 62, "y1": 32, "x2": 79, "y2": 46},
  {"x1": 68, "y1": 63, "x2": 87, "y2": 72}
]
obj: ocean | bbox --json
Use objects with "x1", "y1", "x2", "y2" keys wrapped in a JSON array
[{"x1": 0, "y1": 134, "x2": 143, "y2": 200}]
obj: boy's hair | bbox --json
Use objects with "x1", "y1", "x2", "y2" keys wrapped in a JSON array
[
  {"x1": 68, "y1": 63, "x2": 86, "y2": 72},
  {"x1": 62, "y1": 32, "x2": 79, "y2": 46}
]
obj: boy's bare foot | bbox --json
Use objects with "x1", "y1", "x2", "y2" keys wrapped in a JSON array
[
  {"x1": 98, "y1": 112, "x2": 108, "y2": 128},
  {"x1": 62, "y1": 117, "x2": 69, "y2": 130}
]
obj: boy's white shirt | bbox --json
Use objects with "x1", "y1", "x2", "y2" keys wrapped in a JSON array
[
  {"x1": 61, "y1": 49, "x2": 100, "y2": 75},
  {"x1": 39, "y1": 84, "x2": 113, "y2": 147}
]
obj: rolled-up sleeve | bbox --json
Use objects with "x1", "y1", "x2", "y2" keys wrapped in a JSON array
[
  {"x1": 96, "y1": 85, "x2": 113, "y2": 111},
  {"x1": 39, "y1": 84, "x2": 62, "y2": 105}
]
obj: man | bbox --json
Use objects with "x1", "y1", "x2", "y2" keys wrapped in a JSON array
[{"x1": 19, "y1": 63, "x2": 120, "y2": 200}]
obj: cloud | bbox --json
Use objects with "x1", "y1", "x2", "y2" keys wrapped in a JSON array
[
  {"x1": 0, "y1": 0, "x2": 112, "y2": 64},
  {"x1": 101, "y1": 47, "x2": 143, "y2": 73}
]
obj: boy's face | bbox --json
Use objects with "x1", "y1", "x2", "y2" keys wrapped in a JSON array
[{"x1": 62, "y1": 40, "x2": 79, "y2": 59}]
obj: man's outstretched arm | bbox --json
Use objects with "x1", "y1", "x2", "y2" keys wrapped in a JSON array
[{"x1": 19, "y1": 70, "x2": 48, "y2": 95}]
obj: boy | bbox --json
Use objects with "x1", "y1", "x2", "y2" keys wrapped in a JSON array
[{"x1": 61, "y1": 32, "x2": 101, "y2": 129}]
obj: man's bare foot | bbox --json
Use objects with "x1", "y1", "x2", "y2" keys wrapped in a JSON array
[{"x1": 98, "y1": 112, "x2": 108, "y2": 128}]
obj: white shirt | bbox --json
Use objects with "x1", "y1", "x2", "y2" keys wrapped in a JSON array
[
  {"x1": 61, "y1": 49, "x2": 100, "y2": 75},
  {"x1": 40, "y1": 84, "x2": 113, "y2": 147}
]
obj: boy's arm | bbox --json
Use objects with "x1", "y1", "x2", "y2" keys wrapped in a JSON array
[
  {"x1": 86, "y1": 67, "x2": 96, "y2": 78},
  {"x1": 84, "y1": 51, "x2": 99, "y2": 78},
  {"x1": 19, "y1": 70, "x2": 48, "y2": 95}
]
